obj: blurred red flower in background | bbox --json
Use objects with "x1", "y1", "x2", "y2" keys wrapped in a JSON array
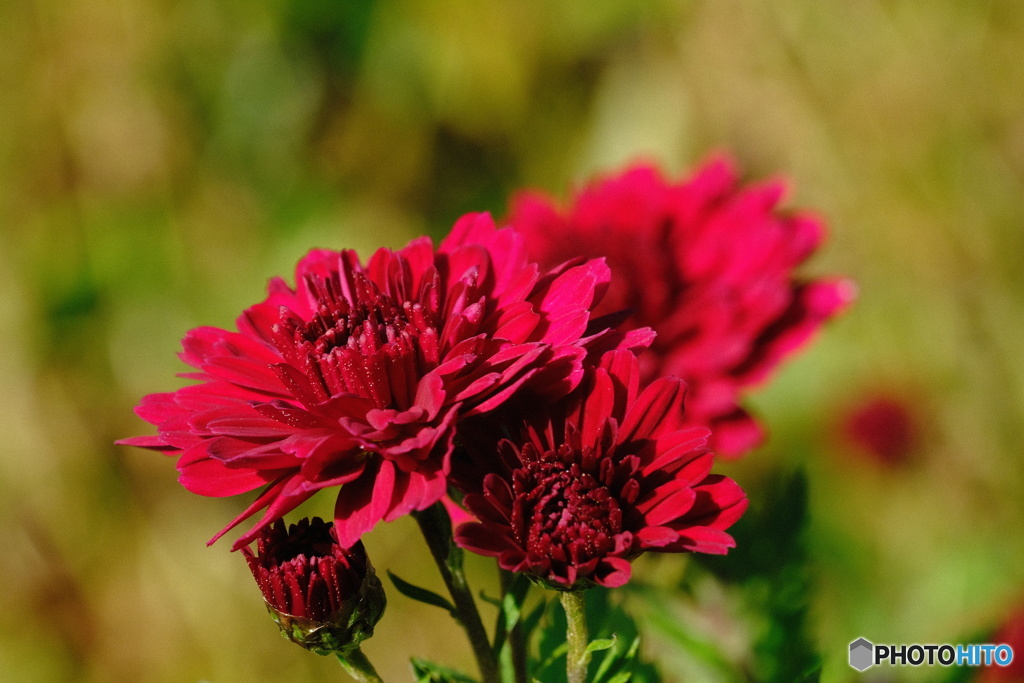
[
  {"x1": 119, "y1": 213, "x2": 639, "y2": 548},
  {"x1": 454, "y1": 349, "x2": 747, "y2": 590},
  {"x1": 841, "y1": 393, "x2": 920, "y2": 465},
  {"x1": 508, "y1": 158, "x2": 854, "y2": 457}
]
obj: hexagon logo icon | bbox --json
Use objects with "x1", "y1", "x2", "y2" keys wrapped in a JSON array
[{"x1": 849, "y1": 637, "x2": 874, "y2": 671}]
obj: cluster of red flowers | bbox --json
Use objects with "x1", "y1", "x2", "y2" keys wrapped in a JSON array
[{"x1": 121, "y1": 157, "x2": 849, "y2": 592}]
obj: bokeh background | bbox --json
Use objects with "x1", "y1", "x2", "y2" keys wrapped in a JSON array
[{"x1": 3, "y1": 1, "x2": 1024, "y2": 681}]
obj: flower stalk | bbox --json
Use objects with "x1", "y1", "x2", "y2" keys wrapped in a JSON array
[
  {"x1": 414, "y1": 503, "x2": 499, "y2": 683},
  {"x1": 561, "y1": 590, "x2": 589, "y2": 683},
  {"x1": 336, "y1": 647, "x2": 384, "y2": 683}
]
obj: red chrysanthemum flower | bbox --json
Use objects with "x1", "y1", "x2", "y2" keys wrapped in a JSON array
[
  {"x1": 453, "y1": 349, "x2": 748, "y2": 590},
  {"x1": 508, "y1": 158, "x2": 855, "y2": 457},
  {"x1": 119, "y1": 213, "x2": 642, "y2": 548},
  {"x1": 243, "y1": 517, "x2": 385, "y2": 655}
]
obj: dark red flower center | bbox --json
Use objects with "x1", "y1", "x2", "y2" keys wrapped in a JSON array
[
  {"x1": 272, "y1": 271, "x2": 442, "y2": 407},
  {"x1": 262, "y1": 515, "x2": 338, "y2": 562},
  {"x1": 515, "y1": 452, "x2": 624, "y2": 565},
  {"x1": 245, "y1": 518, "x2": 365, "y2": 622}
]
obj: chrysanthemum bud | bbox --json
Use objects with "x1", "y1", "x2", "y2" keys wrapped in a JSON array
[{"x1": 242, "y1": 517, "x2": 386, "y2": 655}]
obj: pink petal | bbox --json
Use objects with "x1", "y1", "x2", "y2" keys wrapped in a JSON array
[
  {"x1": 442, "y1": 496, "x2": 477, "y2": 527},
  {"x1": 178, "y1": 447, "x2": 282, "y2": 497},
  {"x1": 455, "y1": 522, "x2": 513, "y2": 557},
  {"x1": 116, "y1": 435, "x2": 171, "y2": 449},
  {"x1": 210, "y1": 476, "x2": 291, "y2": 546},
  {"x1": 595, "y1": 556, "x2": 632, "y2": 588},
  {"x1": 578, "y1": 368, "x2": 615, "y2": 447},
  {"x1": 706, "y1": 410, "x2": 764, "y2": 459},
  {"x1": 636, "y1": 526, "x2": 680, "y2": 548},
  {"x1": 331, "y1": 465, "x2": 380, "y2": 548},
  {"x1": 675, "y1": 527, "x2": 737, "y2": 555},
  {"x1": 619, "y1": 376, "x2": 686, "y2": 444}
]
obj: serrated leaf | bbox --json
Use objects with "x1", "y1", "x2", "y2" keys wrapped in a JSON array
[
  {"x1": 388, "y1": 571, "x2": 457, "y2": 617},
  {"x1": 411, "y1": 657, "x2": 478, "y2": 683}
]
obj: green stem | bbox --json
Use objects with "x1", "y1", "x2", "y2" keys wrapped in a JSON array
[
  {"x1": 413, "y1": 504, "x2": 499, "y2": 683},
  {"x1": 561, "y1": 590, "x2": 589, "y2": 683},
  {"x1": 499, "y1": 569, "x2": 529, "y2": 683},
  {"x1": 336, "y1": 647, "x2": 384, "y2": 683}
]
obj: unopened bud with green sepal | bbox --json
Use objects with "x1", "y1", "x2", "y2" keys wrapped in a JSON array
[{"x1": 242, "y1": 517, "x2": 386, "y2": 656}]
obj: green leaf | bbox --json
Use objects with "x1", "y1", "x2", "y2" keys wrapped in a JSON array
[
  {"x1": 411, "y1": 658, "x2": 479, "y2": 683},
  {"x1": 520, "y1": 599, "x2": 547, "y2": 641},
  {"x1": 693, "y1": 469, "x2": 822, "y2": 682},
  {"x1": 529, "y1": 589, "x2": 660, "y2": 683},
  {"x1": 492, "y1": 573, "x2": 532, "y2": 658},
  {"x1": 530, "y1": 594, "x2": 570, "y2": 682},
  {"x1": 585, "y1": 590, "x2": 661, "y2": 683},
  {"x1": 586, "y1": 638, "x2": 616, "y2": 654},
  {"x1": 592, "y1": 644, "x2": 620, "y2": 683},
  {"x1": 387, "y1": 571, "x2": 457, "y2": 617},
  {"x1": 592, "y1": 635, "x2": 637, "y2": 683},
  {"x1": 623, "y1": 636, "x2": 640, "y2": 662},
  {"x1": 502, "y1": 575, "x2": 531, "y2": 633},
  {"x1": 492, "y1": 574, "x2": 531, "y2": 683},
  {"x1": 535, "y1": 638, "x2": 569, "y2": 679},
  {"x1": 478, "y1": 591, "x2": 502, "y2": 609},
  {"x1": 797, "y1": 663, "x2": 822, "y2": 683}
]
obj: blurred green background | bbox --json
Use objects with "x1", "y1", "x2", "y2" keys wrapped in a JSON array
[{"x1": 3, "y1": 1, "x2": 1024, "y2": 681}]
